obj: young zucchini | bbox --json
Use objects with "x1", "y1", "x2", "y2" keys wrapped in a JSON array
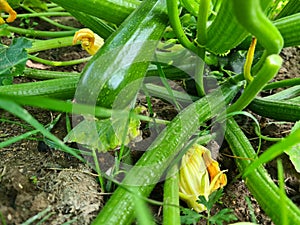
[
  {"x1": 248, "y1": 97, "x2": 300, "y2": 122},
  {"x1": 227, "y1": 54, "x2": 282, "y2": 114},
  {"x1": 225, "y1": 118, "x2": 300, "y2": 224},
  {"x1": 92, "y1": 82, "x2": 240, "y2": 224},
  {"x1": 75, "y1": 0, "x2": 168, "y2": 109}
]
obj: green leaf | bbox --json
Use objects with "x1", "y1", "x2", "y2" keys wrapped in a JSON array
[
  {"x1": 64, "y1": 112, "x2": 141, "y2": 152},
  {"x1": 0, "y1": 37, "x2": 31, "y2": 85},
  {"x1": 180, "y1": 208, "x2": 203, "y2": 225},
  {"x1": 285, "y1": 121, "x2": 300, "y2": 173},
  {"x1": 208, "y1": 208, "x2": 237, "y2": 225},
  {"x1": 197, "y1": 189, "x2": 224, "y2": 211},
  {"x1": 242, "y1": 125, "x2": 300, "y2": 177}
]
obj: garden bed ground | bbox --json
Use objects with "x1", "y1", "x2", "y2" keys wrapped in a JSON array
[{"x1": 0, "y1": 15, "x2": 299, "y2": 224}]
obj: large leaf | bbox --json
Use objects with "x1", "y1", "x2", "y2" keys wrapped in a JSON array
[
  {"x1": 0, "y1": 37, "x2": 31, "y2": 84},
  {"x1": 64, "y1": 113, "x2": 141, "y2": 152}
]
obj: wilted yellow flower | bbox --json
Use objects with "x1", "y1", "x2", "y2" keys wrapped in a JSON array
[
  {"x1": 179, "y1": 144, "x2": 227, "y2": 212},
  {"x1": 0, "y1": 0, "x2": 17, "y2": 24},
  {"x1": 73, "y1": 28, "x2": 104, "y2": 55}
]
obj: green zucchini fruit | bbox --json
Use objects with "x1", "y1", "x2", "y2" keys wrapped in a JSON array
[
  {"x1": 50, "y1": 0, "x2": 140, "y2": 25},
  {"x1": 248, "y1": 97, "x2": 300, "y2": 122},
  {"x1": 275, "y1": 0, "x2": 300, "y2": 19},
  {"x1": 237, "y1": 13, "x2": 300, "y2": 50},
  {"x1": 205, "y1": 0, "x2": 249, "y2": 54},
  {"x1": 232, "y1": 0, "x2": 283, "y2": 55},
  {"x1": 264, "y1": 85, "x2": 300, "y2": 101},
  {"x1": 273, "y1": 13, "x2": 300, "y2": 47},
  {"x1": 0, "y1": 77, "x2": 79, "y2": 99},
  {"x1": 75, "y1": 0, "x2": 168, "y2": 109},
  {"x1": 92, "y1": 82, "x2": 240, "y2": 224},
  {"x1": 225, "y1": 118, "x2": 300, "y2": 224},
  {"x1": 227, "y1": 54, "x2": 282, "y2": 114},
  {"x1": 205, "y1": 0, "x2": 273, "y2": 54},
  {"x1": 263, "y1": 77, "x2": 300, "y2": 90}
]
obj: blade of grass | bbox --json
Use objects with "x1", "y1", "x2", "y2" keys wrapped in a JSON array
[
  {"x1": 242, "y1": 127, "x2": 300, "y2": 177},
  {"x1": 0, "y1": 99, "x2": 83, "y2": 161},
  {"x1": 0, "y1": 129, "x2": 39, "y2": 148},
  {"x1": 20, "y1": 207, "x2": 52, "y2": 225},
  {"x1": 277, "y1": 159, "x2": 288, "y2": 225},
  {"x1": 0, "y1": 94, "x2": 168, "y2": 125}
]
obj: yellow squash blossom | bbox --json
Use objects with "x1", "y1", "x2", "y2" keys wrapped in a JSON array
[
  {"x1": 0, "y1": 0, "x2": 17, "y2": 24},
  {"x1": 179, "y1": 144, "x2": 227, "y2": 212},
  {"x1": 72, "y1": 28, "x2": 104, "y2": 55}
]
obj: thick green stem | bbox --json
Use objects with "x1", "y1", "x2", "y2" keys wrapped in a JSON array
[
  {"x1": 194, "y1": 0, "x2": 210, "y2": 97},
  {"x1": 23, "y1": 68, "x2": 80, "y2": 79},
  {"x1": 196, "y1": 0, "x2": 210, "y2": 47},
  {"x1": 163, "y1": 164, "x2": 180, "y2": 225}
]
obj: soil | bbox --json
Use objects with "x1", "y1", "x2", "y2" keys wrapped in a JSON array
[{"x1": 0, "y1": 13, "x2": 299, "y2": 225}]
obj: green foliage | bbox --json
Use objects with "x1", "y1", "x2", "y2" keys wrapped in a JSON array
[
  {"x1": 180, "y1": 208, "x2": 204, "y2": 224},
  {"x1": 181, "y1": 189, "x2": 237, "y2": 225},
  {"x1": 208, "y1": 208, "x2": 238, "y2": 225},
  {"x1": 0, "y1": 0, "x2": 300, "y2": 224},
  {"x1": 0, "y1": 37, "x2": 31, "y2": 85},
  {"x1": 197, "y1": 189, "x2": 224, "y2": 210},
  {"x1": 64, "y1": 110, "x2": 142, "y2": 152}
]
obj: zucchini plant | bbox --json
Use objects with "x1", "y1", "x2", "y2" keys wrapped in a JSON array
[{"x1": 0, "y1": 0, "x2": 300, "y2": 224}]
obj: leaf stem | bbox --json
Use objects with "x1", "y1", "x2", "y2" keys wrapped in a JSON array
[
  {"x1": 2, "y1": 11, "x2": 71, "y2": 19},
  {"x1": 28, "y1": 55, "x2": 91, "y2": 66},
  {"x1": 195, "y1": 0, "x2": 210, "y2": 97},
  {"x1": 3, "y1": 25, "x2": 76, "y2": 38},
  {"x1": 166, "y1": 0, "x2": 197, "y2": 53},
  {"x1": 196, "y1": 0, "x2": 210, "y2": 47},
  {"x1": 20, "y1": 4, "x2": 76, "y2": 31}
]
